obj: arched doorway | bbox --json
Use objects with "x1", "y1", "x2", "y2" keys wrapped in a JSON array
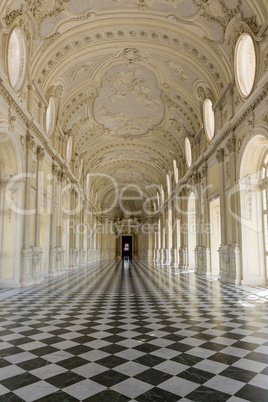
[
  {"x1": 239, "y1": 134, "x2": 268, "y2": 285},
  {"x1": 209, "y1": 197, "x2": 221, "y2": 277},
  {"x1": 188, "y1": 191, "x2": 196, "y2": 269},
  {"x1": 122, "y1": 236, "x2": 132, "y2": 259},
  {"x1": 0, "y1": 131, "x2": 23, "y2": 287}
]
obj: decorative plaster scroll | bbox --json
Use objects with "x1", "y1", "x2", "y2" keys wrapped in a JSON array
[
  {"x1": 4, "y1": 9, "x2": 22, "y2": 26},
  {"x1": 193, "y1": 0, "x2": 243, "y2": 36},
  {"x1": 112, "y1": 0, "x2": 183, "y2": 8},
  {"x1": 71, "y1": 63, "x2": 93, "y2": 80},
  {"x1": 25, "y1": 0, "x2": 70, "y2": 24},
  {"x1": 165, "y1": 61, "x2": 188, "y2": 82}
]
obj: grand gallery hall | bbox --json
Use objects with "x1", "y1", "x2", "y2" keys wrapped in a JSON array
[{"x1": 0, "y1": 0, "x2": 268, "y2": 401}]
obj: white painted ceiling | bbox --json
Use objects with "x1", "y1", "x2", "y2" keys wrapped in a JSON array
[{"x1": 3, "y1": 0, "x2": 267, "y2": 218}]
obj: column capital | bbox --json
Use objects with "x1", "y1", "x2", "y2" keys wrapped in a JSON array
[
  {"x1": 226, "y1": 135, "x2": 236, "y2": 155},
  {"x1": 37, "y1": 146, "x2": 45, "y2": 161},
  {"x1": 216, "y1": 148, "x2": 224, "y2": 163},
  {"x1": 52, "y1": 162, "x2": 58, "y2": 176},
  {"x1": 58, "y1": 169, "x2": 67, "y2": 183},
  {"x1": 201, "y1": 163, "x2": 207, "y2": 179},
  {"x1": 191, "y1": 170, "x2": 200, "y2": 185},
  {"x1": 26, "y1": 133, "x2": 36, "y2": 153}
]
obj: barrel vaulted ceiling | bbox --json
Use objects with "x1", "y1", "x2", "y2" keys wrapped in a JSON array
[{"x1": 1, "y1": 0, "x2": 268, "y2": 217}]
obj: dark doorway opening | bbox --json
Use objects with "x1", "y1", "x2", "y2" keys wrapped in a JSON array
[{"x1": 122, "y1": 236, "x2": 132, "y2": 260}]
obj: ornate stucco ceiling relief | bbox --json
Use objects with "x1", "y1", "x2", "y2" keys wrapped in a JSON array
[
  {"x1": 3, "y1": 0, "x2": 266, "y2": 218},
  {"x1": 93, "y1": 65, "x2": 165, "y2": 136}
]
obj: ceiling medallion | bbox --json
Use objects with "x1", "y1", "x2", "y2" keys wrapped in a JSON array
[{"x1": 94, "y1": 64, "x2": 165, "y2": 137}]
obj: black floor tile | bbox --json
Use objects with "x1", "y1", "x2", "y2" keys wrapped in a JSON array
[
  {"x1": 167, "y1": 342, "x2": 193, "y2": 353},
  {"x1": 133, "y1": 343, "x2": 160, "y2": 353},
  {"x1": 1, "y1": 372, "x2": 39, "y2": 391},
  {"x1": 17, "y1": 357, "x2": 49, "y2": 371},
  {"x1": 91, "y1": 369, "x2": 128, "y2": 387},
  {"x1": 208, "y1": 352, "x2": 240, "y2": 365},
  {"x1": 0, "y1": 392, "x2": 26, "y2": 401},
  {"x1": 246, "y1": 351, "x2": 268, "y2": 364},
  {"x1": 0, "y1": 260, "x2": 267, "y2": 402},
  {"x1": 30, "y1": 345, "x2": 58, "y2": 356},
  {"x1": 0, "y1": 359, "x2": 12, "y2": 369},
  {"x1": 95, "y1": 355, "x2": 128, "y2": 368},
  {"x1": 186, "y1": 385, "x2": 230, "y2": 401},
  {"x1": 235, "y1": 384, "x2": 268, "y2": 402},
  {"x1": 99, "y1": 344, "x2": 126, "y2": 354},
  {"x1": 232, "y1": 341, "x2": 260, "y2": 351},
  {"x1": 35, "y1": 390, "x2": 79, "y2": 401},
  {"x1": 8, "y1": 337, "x2": 34, "y2": 346},
  {"x1": 0, "y1": 347, "x2": 23, "y2": 358},
  {"x1": 102, "y1": 335, "x2": 127, "y2": 343},
  {"x1": 177, "y1": 367, "x2": 215, "y2": 384},
  {"x1": 65, "y1": 345, "x2": 93, "y2": 355},
  {"x1": 171, "y1": 353, "x2": 203, "y2": 366},
  {"x1": 133, "y1": 354, "x2": 165, "y2": 367},
  {"x1": 136, "y1": 387, "x2": 180, "y2": 402},
  {"x1": 134, "y1": 368, "x2": 172, "y2": 385},
  {"x1": 46, "y1": 371, "x2": 85, "y2": 388},
  {"x1": 84, "y1": 389, "x2": 130, "y2": 401},
  {"x1": 220, "y1": 366, "x2": 257, "y2": 382},
  {"x1": 56, "y1": 356, "x2": 89, "y2": 370}
]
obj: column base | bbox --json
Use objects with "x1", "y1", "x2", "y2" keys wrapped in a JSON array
[
  {"x1": 219, "y1": 245, "x2": 230, "y2": 283},
  {"x1": 170, "y1": 248, "x2": 179, "y2": 266},
  {"x1": 21, "y1": 246, "x2": 45, "y2": 286},
  {"x1": 69, "y1": 248, "x2": 79, "y2": 270},
  {"x1": 196, "y1": 246, "x2": 210, "y2": 275},
  {"x1": 79, "y1": 249, "x2": 87, "y2": 266},
  {"x1": 229, "y1": 243, "x2": 242, "y2": 285},
  {"x1": 179, "y1": 247, "x2": 188, "y2": 269}
]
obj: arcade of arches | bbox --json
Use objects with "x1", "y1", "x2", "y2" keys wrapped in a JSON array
[{"x1": 0, "y1": 0, "x2": 268, "y2": 289}]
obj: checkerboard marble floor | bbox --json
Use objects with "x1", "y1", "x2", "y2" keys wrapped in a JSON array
[{"x1": 0, "y1": 259, "x2": 268, "y2": 401}]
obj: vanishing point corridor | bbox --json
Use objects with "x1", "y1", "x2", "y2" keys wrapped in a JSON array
[{"x1": 0, "y1": 261, "x2": 267, "y2": 401}]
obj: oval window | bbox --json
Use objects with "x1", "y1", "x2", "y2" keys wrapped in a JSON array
[
  {"x1": 203, "y1": 98, "x2": 215, "y2": 141},
  {"x1": 8, "y1": 27, "x2": 27, "y2": 92},
  {"x1": 185, "y1": 137, "x2": 192, "y2": 168},
  {"x1": 46, "y1": 97, "x2": 56, "y2": 138},
  {"x1": 66, "y1": 136, "x2": 73, "y2": 164},
  {"x1": 234, "y1": 33, "x2": 256, "y2": 98}
]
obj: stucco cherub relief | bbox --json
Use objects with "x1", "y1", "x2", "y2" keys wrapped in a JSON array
[{"x1": 94, "y1": 65, "x2": 165, "y2": 136}]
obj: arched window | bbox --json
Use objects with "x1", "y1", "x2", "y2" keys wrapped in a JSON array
[
  {"x1": 173, "y1": 159, "x2": 178, "y2": 184},
  {"x1": 239, "y1": 135, "x2": 268, "y2": 285},
  {"x1": 234, "y1": 33, "x2": 256, "y2": 98},
  {"x1": 185, "y1": 137, "x2": 192, "y2": 168},
  {"x1": 161, "y1": 184, "x2": 165, "y2": 201},
  {"x1": 46, "y1": 97, "x2": 56, "y2": 138},
  {"x1": 166, "y1": 173, "x2": 171, "y2": 195},
  {"x1": 203, "y1": 98, "x2": 215, "y2": 141},
  {"x1": 66, "y1": 136, "x2": 73, "y2": 164},
  {"x1": 156, "y1": 191, "x2": 160, "y2": 207},
  {"x1": 8, "y1": 27, "x2": 27, "y2": 91}
]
